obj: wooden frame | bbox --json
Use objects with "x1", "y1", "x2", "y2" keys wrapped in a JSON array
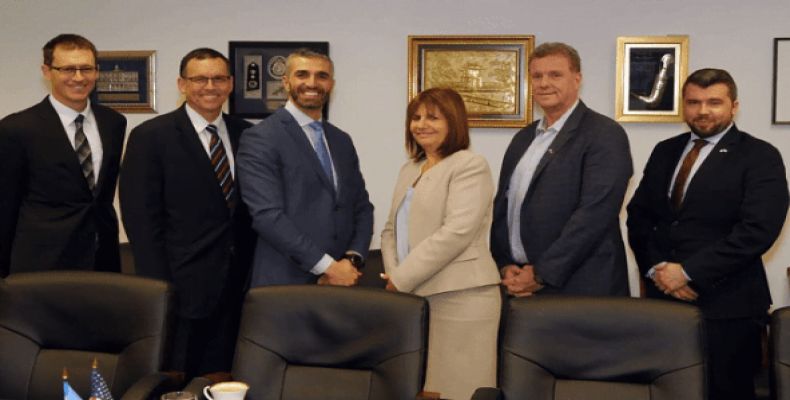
[
  {"x1": 773, "y1": 38, "x2": 790, "y2": 124},
  {"x1": 90, "y1": 50, "x2": 156, "y2": 113},
  {"x1": 408, "y1": 35, "x2": 534, "y2": 128},
  {"x1": 229, "y1": 41, "x2": 329, "y2": 119},
  {"x1": 615, "y1": 36, "x2": 689, "y2": 123}
]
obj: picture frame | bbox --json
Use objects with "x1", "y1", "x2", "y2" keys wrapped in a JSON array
[
  {"x1": 615, "y1": 36, "x2": 689, "y2": 123},
  {"x1": 773, "y1": 38, "x2": 790, "y2": 124},
  {"x1": 408, "y1": 35, "x2": 535, "y2": 128},
  {"x1": 90, "y1": 50, "x2": 156, "y2": 113},
  {"x1": 229, "y1": 41, "x2": 329, "y2": 119}
]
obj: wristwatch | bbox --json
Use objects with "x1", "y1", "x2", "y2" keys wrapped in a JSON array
[{"x1": 342, "y1": 252, "x2": 364, "y2": 269}]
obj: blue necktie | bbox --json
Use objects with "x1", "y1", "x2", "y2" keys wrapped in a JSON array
[{"x1": 309, "y1": 121, "x2": 333, "y2": 184}]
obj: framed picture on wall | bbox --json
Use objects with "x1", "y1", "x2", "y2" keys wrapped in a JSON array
[
  {"x1": 615, "y1": 36, "x2": 689, "y2": 123},
  {"x1": 90, "y1": 50, "x2": 157, "y2": 113},
  {"x1": 229, "y1": 41, "x2": 329, "y2": 119},
  {"x1": 773, "y1": 38, "x2": 790, "y2": 124},
  {"x1": 408, "y1": 35, "x2": 535, "y2": 128}
]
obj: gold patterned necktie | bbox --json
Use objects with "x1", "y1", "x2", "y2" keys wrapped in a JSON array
[
  {"x1": 670, "y1": 139, "x2": 708, "y2": 210},
  {"x1": 207, "y1": 124, "x2": 234, "y2": 208}
]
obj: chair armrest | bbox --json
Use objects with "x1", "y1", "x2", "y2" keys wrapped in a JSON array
[
  {"x1": 471, "y1": 387, "x2": 502, "y2": 400},
  {"x1": 119, "y1": 372, "x2": 172, "y2": 400},
  {"x1": 183, "y1": 377, "x2": 214, "y2": 400}
]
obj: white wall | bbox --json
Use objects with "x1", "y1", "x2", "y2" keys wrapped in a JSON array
[{"x1": 2, "y1": 0, "x2": 790, "y2": 305}]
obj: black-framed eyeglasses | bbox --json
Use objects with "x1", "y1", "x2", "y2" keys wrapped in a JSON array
[
  {"x1": 49, "y1": 66, "x2": 98, "y2": 76},
  {"x1": 185, "y1": 76, "x2": 232, "y2": 85}
]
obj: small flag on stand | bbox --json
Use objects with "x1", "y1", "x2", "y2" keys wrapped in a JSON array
[
  {"x1": 63, "y1": 368, "x2": 84, "y2": 400},
  {"x1": 89, "y1": 359, "x2": 114, "y2": 400}
]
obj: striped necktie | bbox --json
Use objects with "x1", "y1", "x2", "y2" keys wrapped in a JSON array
[
  {"x1": 207, "y1": 124, "x2": 234, "y2": 208},
  {"x1": 74, "y1": 114, "x2": 95, "y2": 191}
]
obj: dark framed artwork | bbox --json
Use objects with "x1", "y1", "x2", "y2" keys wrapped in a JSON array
[
  {"x1": 408, "y1": 35, "x2": 534, "y2": 128},
  {"x1": 615, "y1": 36, "x2": 689, "y2": 122},
  {"x1": 773, "y1": 38, "x2": 790, "y2": 124},
  {"x1": 90, "y1": 50, "x2": 156, "y2": 113},
  {"x1": 229, "y1": 41, "x2": 329, "y2": 119}
]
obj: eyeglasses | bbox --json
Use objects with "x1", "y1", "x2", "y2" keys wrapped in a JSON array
[
  {"x1": 185, "y1": 76, "x2": 231, "y2": 85},
  {"x1": 49, "y1": 66, "x2": 98, "y2": 76}
]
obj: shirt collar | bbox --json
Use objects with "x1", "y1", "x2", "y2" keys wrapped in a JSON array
[
  {"x1": 285, "y1": 100, "x2": 322, "y2": 128},
  {"x1": 689, "y1": 122, "x2": 732, "y2": 147},
  {"x1": 184, "y1": 102, "x2": 224, "y2": 133},
  {"x1": 537, "y1": 99, "x2": 579, "y2": 135},
  {"x1": 49, "y1": 95, "x2": 93, "y2": 126}
]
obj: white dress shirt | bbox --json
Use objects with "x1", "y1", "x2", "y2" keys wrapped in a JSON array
[
  {"x1": 49, "y1": 96, "x2": 103, "y2": 182},
  {"x1": 184, "y1": 103, "x2": 236, "y2": 178}
]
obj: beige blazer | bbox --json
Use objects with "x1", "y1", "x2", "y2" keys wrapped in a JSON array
[{"x1": 381, "y1": 150, "x2": 501, "y2": 296}]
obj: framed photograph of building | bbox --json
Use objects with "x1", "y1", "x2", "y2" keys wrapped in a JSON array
[
  {"x1": 408, "y1": 35, "x2": 535, "y2": 128},
  {"x1": 229, "y1": 41, "x2": 329, "y2": 119},
  {"x1": 615, "y1": 36, "x2": 689, "y2": 123},
  {"x1": 90, "y1": 50, "x2": 156, "y2": 113},
  {"x1": 773, "y1": 38, "x2": 790, "y2": 124}
]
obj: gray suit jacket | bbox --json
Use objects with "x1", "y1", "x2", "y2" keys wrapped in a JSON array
[
  {"x1": 490, "y1": 100, "x2": 633, "y2": 296},
  {"x1": 237, "y1": 107, "x2": 374, "y2": 287}
]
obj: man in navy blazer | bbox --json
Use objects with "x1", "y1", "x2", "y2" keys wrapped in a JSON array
[
  {"x1": 120, "y1": 48, "x2": 255, "y2": 377},
  {"x1": 0, "y1": 34, "x2": 126, "y2": 277},
  {"x1": 627, "y1": 69, "x2": 789, "y2": 400},
  {"x1": 491, "y1": 42, "x2": 632, "y2": 297},
  {"x1": 237, "y1": 49, "x2": 373, "y2": 288}
]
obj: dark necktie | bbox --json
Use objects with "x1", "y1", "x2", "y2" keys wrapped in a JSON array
[
  {"x1": 74, "y1": 114, "x2": 95, "y2": 191},
  {"x1": 207, "y1": 124, "x2": 234, "y2": 208},
  {"x1": 309, "y1": 121, "x2": 334, "y2": 185},
  {"x1": 670, "y1": 139, "x2": 708, "y2": 210}
]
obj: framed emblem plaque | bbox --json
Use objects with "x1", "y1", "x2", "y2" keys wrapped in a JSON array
[
  {"x1": 90, "y1": 50, "x2": 157, "y2": 113},
  {"x1": 229, "y1": 41, "x2": 329, "y2": 119}
]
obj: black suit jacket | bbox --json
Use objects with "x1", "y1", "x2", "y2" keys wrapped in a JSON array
[
  {"x1": 0, "y1": 97, "x2": 127, "y2": 277},
  {"x1": 627, "y1": 125, "x2": 789, "y2": 318},
  {"x1": 119, "y1": 105, "x2": 255, "y2": 319},
  {"x1": 491, "y1": 101, "x2": 633, "y2": 296}
]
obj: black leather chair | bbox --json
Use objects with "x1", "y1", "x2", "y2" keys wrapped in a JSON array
[
  {"x1": 473, "y1": 296, "x2": 705, "y2": 400},
  {"x1": 186, "y1": 285, "x2": 428, "y2": 400},
  {"x1": 0, "y1": 271, "x2": 176, "y2": 400},
  {"x1": 771, "y1": 306, "x2": 790, "y2": 399}
]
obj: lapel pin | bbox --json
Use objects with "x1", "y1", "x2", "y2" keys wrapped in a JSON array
[
  {"x1": 719, "y1": 149, "x2": 728, "y2": 153},
  {"x1": 547, "y1": 148, "x2": 554, "y2": 154}
]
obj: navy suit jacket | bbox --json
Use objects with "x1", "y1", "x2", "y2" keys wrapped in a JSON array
[
  {"x1": 491, "y1": 101, "x2": 633, "y2": 296},
  {"x1": 237, "y1": 107, "x2": 374, "y2": 287},
  {"x1": 119, "y1": 105, "x2": 255, "y2": 318},
  {"x1": 0, "y1": 98, "x2": 126, "y2": 276},
  {"x1": 627, "y1": 125, "x2": 789, "y2": 318}
]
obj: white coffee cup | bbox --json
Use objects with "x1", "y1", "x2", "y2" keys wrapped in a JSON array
[{"x1": 203, "y1": 381, "x2": 249, "y2": 400}]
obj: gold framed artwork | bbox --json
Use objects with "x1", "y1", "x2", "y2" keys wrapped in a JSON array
[
  {"x1": 408, "y1": 35, "x2": 535, "y2": 128},
  {"x1": 90, "y1": 50, "x2": 157, "y2": 113},
  {"x1": 615, "y1": 36, "x2": 689, "y2": 123}
]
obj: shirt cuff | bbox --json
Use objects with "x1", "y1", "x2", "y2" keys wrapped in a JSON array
[
  {"x1": 647, "y1": 261, "x2": 692, "y2": 281},
  {"x1": 310, "y1": 254, "x2": 334, "y2": 275}
]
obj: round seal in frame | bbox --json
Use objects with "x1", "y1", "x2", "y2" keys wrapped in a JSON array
[{"x1": 268, "y1": 56, "x2": 288, "y2": 79}]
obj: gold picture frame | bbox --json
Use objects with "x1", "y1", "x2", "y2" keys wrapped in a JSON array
[
  {"x1": 408, "y1": 35, "x2": 534, "y2": 128},
  {"x1": 90, "y1": 50, "x2": 157, "y2": 113},
  {"x1": 615, "y1": 36, "x2": 689, "y2": 123}
]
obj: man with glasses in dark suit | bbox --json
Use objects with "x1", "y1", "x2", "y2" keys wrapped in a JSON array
[
  {"x1": 0, "y1": 33, "x2": 127, "y2": 277},
  {"x1": 120, "y1": 48, "x2": 255, "y2": 378}
]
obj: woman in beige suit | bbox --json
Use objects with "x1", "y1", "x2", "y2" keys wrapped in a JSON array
[{"x1": 381, "y1": 88, "x2": 501, "y2": 400}]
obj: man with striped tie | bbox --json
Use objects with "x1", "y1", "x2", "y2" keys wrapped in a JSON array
[
  {"x1": 120, "y1": 48, "x2": 255, "y2": 379},
  {"x1": 0, "y1": 34, "x2": 127, "y2": 277}
]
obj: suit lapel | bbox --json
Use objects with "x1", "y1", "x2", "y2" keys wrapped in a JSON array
[
  {"x1": 528, "y1": 101, "x2": 587, "y2": 188},
  {"x1": 175, "y1": 106, "x2": 228, "y2": 205},
  {"x1": 279, "y1": 110, "x2": 337, "y2": 196},
  {"x1": 35, "y1": 99, "x2": 94, "y2": 195},
  {"x1": 662, "y1": 133, "x2": 691, "y2": 211},
  {"x1": 92, "y1": 105, "x2": 114, "y2": 197},
  {"x1": 681, "y1": 126, "x2": 740, "y2": 209}
]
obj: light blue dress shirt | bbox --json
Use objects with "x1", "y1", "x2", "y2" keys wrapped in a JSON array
[
  {"x1": 396, "y1": 187, "x2": 415, "y2": 264},
  {"x1": 507, "y1": 100, "x2": 579, "y2": 264}
]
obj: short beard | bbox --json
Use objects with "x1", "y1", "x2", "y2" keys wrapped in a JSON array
[{"x1": 289, "y1": 86, "x2": 328, "y2": 110}]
